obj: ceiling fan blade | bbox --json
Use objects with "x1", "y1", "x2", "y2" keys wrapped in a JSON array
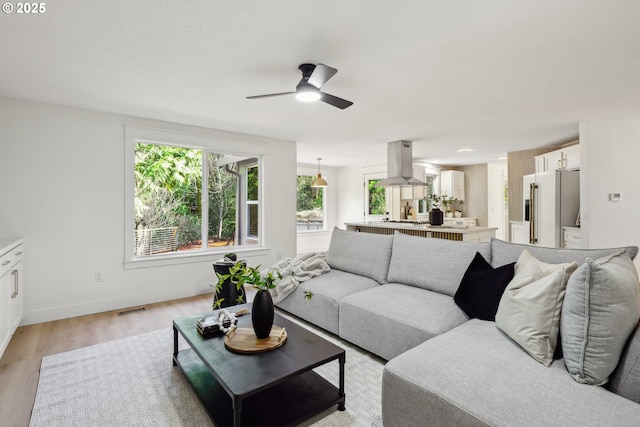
[
  {"x1": 308, "y1": 63, "x2": 338, "y2": 89},
  {"x1": 246, "y1": 92, "x2": 295, "y2": 99},
  {"x1": 320, "y1": 92, "x2": 353, "y2": 109}
]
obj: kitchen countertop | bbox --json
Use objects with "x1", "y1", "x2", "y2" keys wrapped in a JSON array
[{"x1": 344, "y1": 222, "x2": 497, "y2": 234}]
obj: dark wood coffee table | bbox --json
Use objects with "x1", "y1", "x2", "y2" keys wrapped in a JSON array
[{"x1": 173, "y1": 304, "x2": 346, "y2": 427}]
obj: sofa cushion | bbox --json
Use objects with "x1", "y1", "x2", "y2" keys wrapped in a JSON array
[
  {"x1": 339, "y1": 284, "x2": 468, "y2": 360},
  {"x1": 490, "y1": 238, "x2": 639, "y2": 268},
  {"x1": 326, "y1": 227, "x2": 393, "y2": 284},
  {"x1": 608, "y1": 321, "x2": 640, "y2": 403},
  {"x1": 275, "y1": 269, "x2": 379, "y2": 335},
  {"x1": 387, "y1": 232, "x2": 491, "y2": 296},
  {"x1": 495, "y1": 250, "x2": 577, "y2": 366},
  {"x1": 454, "y1": 252, "x2": 515, "y2": 321},
  {"x1": 561, "y1": 251, "x2": 640, "y2": 385},
  {"x1": 382, "y1": 319, "x2": 640, "y2": 427}
]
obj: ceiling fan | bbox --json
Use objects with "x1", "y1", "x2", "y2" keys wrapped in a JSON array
[{"x1": 246, "y1": 63, "x2": 353, "y2": 109}]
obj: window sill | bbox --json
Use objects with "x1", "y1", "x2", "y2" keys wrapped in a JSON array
[
  {"x1": 297, "y1": 229, "x2": 329, "y2": 236},
  {"x1": 124, "y1": 247, "x2": 271, "y2": 270}
]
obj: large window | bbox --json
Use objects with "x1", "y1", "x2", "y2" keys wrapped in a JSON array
[
  {"x1": 135, "y1": 143, "x2": 259, "y2": 256},
  {"x1": 127, "y1": 129, "x2": 261, "y2": 263},
  {"x1": 418, "y1": 175, "x2": 437, "y2": 214},
  {"x1": 364, "y1": 173, "x2": 389, "y2": 220},
  {"x1": 296, "y1": 175, "x2": 325, "y2": 231}
]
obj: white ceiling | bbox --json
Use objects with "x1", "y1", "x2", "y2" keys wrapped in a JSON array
[{"x1": 2, "y1": 0, "x2": 640, "y2": 167}]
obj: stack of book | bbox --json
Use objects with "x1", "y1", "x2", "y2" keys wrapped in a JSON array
[{"x1": 196, "y1": 315, "x2": 237, "y2": 337}]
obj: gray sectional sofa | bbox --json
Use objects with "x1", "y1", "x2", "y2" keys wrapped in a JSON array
[{"x1": 275, "y1": 227, "x2": 640, "y2": 426}]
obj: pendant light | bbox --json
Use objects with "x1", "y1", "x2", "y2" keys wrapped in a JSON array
[{"x1": 310, "y1": 158, "x2": 328, "y2": 187}]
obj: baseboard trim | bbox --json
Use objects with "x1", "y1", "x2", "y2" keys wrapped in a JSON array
[{"x1": 21, "y1": 288, "x2": 213, "y2": 325}]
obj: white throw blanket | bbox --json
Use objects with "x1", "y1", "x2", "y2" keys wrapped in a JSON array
[{"x1": 267, "y1": 252, "x2": 330, "y2": 303}]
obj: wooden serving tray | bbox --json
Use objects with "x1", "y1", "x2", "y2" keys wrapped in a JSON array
[{"x1": 224, "y1": 326, "x2": 287, "y2": 354}]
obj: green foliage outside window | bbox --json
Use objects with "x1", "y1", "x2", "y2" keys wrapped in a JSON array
[
  {"x1": 368, "y1": 179, "x2": 386, "y2": 215},
  {"x1": 297, "y1": 176, "x2": 324, "y2": 211},
  {"x1": 135, "y1": 144, "x2": 203, "y2": 247},
  {"x1": 135, "y1": 144, "x2": 252, "y2": 253}
]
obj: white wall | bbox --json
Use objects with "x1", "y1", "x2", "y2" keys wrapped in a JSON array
[
  {"x1": 487, "y1": 162, "x2": 507, "y2": 240},
  {"x1": 296, "y1": 163, "x2": 338, "y2": 253},
  {"x1": 0, "y1": 97, "x2": 297, "y2": 324},
  {"x1": 579, "y1": 118, "x2": 640, "y2": 268},
  {"x1": 336, "y1": 163, "x2": 387, "y2": 228}
]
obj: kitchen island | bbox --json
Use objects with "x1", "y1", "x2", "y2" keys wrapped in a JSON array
[{"x1": 345, "y1": 222, "x2": 497, "y2": 243}]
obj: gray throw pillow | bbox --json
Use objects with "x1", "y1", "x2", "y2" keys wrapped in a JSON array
[
  {"x1": 561, "y1": 251, "x2": 640, "y2": 385},
  {"x1": 326, "y1": 227, "x2": 393, "y2": 284},
  {"x1": 495, "y1": 250, "x2": 577, "y2": 366},
  {"x1": 608, "y1": 322, "x2": 640, "y2": 403}
]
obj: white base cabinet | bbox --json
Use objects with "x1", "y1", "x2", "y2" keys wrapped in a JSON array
[
  {"x1": 563, "y1": 227, "x2": 582, "y2": 249},
  {"x1": 1, "y1": 239, "x2": 24, "y2": 359},
  {"x1": 442, "y1": 217, "x2": 477, "y2": 227}
]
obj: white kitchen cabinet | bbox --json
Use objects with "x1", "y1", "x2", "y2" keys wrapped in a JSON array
[
  {"x1": 442, "y1": 217, "x2": 477, "y2": 227},
  {"x1": 563, "y1": 227, "x2": 582, "y2": 249},
  {"x1": 440, "y1": 170, "x2": 465, "y2": 201},
  {"x1": 545, "y1": 151, "x2": 564, "y2": 171},
  {"x1": 535, "y1": 144, "x2": 580, "y2": 173},
  {"x1": 1, "y1": 239, "x2": 24, "y2": 359},
  {"x1": 535, "y1": 156, "x2": 546, "y2": 175},
  {"x1": 562, "y1": 144, "x2": 581, "y2": 170},
  {"x1": 400, "y1": 185, "x2": 425, "y2": 200},
  {"x1": 510, "y1": 221, "x2": 528, "y2": 244}
]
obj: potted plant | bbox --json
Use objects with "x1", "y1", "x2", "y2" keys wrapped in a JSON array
[
  {"x1": 438, "y1": 194, "x2": 459, "y2": 218},
  {"x1": 454, "y1": 199, "x2": 464, "y2": 218},
  {"x1": 215, "y1": 262, "x2": 282, "y2": 339},
  {"x1": 427, "y1": 194, "x2": 444, "y2": 225}
]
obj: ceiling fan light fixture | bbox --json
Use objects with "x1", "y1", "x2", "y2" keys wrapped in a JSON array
[{"x1": 295, "y1": 85, "x2": 321, "y2": 102}]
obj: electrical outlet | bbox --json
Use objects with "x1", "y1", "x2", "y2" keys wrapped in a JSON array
[{"x1": 95, "y1": 272, "x2": 104, "y2": 282}]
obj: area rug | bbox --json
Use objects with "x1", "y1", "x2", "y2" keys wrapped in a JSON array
[{"x1": 29, "y1": 313, "x2": 384, "y2": 427}]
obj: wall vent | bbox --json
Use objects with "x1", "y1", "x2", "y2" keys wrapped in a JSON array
[{"x1": 117, "y1": 307, "x2": 146, "y2": 316}]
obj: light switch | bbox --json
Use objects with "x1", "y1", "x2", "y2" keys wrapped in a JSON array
[{"x1": 609, "y1": 193, "x2": 621, "y2": 202}]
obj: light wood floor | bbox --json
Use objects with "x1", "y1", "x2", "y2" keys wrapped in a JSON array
[{"x1": 0, "y1": 293, "x2": 228, "y2": 427}]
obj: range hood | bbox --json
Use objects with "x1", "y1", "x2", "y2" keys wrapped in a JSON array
[{"x1": 375, "y1": 140, "x2": 427, "y2": 187}]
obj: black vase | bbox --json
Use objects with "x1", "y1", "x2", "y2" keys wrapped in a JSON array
[
  {"x1": 252, "y1": 290, "x2": 274, "y2": 339},
  {"x1": 429, "y1": 208, "x2": 444, "y2": 226}
]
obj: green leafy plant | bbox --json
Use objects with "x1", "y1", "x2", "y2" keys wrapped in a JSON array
[
  {"x1": 429, "y1": 194, "x2": 460, "y2": 212},
  {"x1": 213, "y1": 262, "x2": 282, "y2": 309}
]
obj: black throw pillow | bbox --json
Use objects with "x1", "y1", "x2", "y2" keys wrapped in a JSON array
[{"x1": 454, "y1": 252, "x2": 515, "y2": 321}]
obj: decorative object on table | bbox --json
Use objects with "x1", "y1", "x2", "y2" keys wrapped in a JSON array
[
  {"x1": 427, "y1": 194, "x2": 444, "y2": 226},
  {"x1": 216, "y1": 261, "x2": 283, "y2": 339},
  {"x1": 454, "y1": 210, "x2": 462, "y2": 218},
  {"x1": 429, "y1": 194, "x2": 461, "y2": 223},
  {"x1": 196, "y1": 307, "x2": 250, "y2": 337},
  {"x1": 252, "y1": 289, "x2": 275, "y2": 338},
  {"x1": 224, "y1": 326, "x2": 288, "y2": 353},
  {"x1": 212, "y1": 254, "x2": 247, "y2": 309},
  {"x1": 428, "y1": 208, "x2": 444, "y2": 225}
]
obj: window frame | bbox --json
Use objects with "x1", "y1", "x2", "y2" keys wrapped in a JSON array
[
  {"x1": 124, "y1": 125, "x2": 269, "y2": 269},
  {"x1": 364, "y1": 172, "x2": 389, "y2": 222},
  {"x1": 296, "y1": 173, "x2": 327, "y2": 234}
]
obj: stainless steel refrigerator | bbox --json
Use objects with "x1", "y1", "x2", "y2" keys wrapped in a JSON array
[{"x1": 523, "y1": 170, "x2": 580, "y2": 248}]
